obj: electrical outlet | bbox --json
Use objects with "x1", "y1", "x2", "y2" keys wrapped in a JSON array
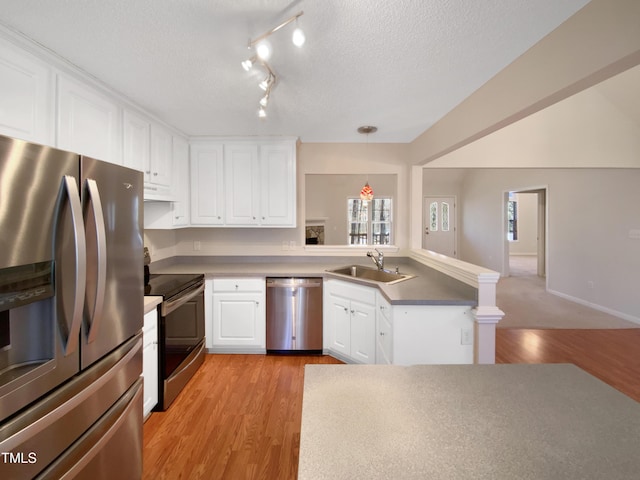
[
  {"x1": 461, "y1": 328, "x2": 473, "y2": 345},
  {"x1": 282, "y1": 241, "x2": 289, "y2": 251},
  {"x1": 289, "y1": 240, "x2": 296, "y2": 250},
  {"x1": 193, "y1": 241, "x2": 201, "y2": 251},
  {"x1": 587, "y1": 281, "x2": 595, "y2": 289}
]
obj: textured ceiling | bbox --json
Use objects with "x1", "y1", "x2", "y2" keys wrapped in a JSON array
[{"x1": 0, "y1": 0, "x2": 590, "y2": 142}]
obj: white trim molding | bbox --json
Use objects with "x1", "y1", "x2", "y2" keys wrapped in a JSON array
[{"x1": 410, "y1": 249, "x2": 505, "y2": 364}]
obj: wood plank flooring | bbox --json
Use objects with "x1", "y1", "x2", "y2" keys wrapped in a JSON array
[
  {"x1": 142, "y1": 354, "x2": 342, "y2": 480},
  {"x1": 143, "y1": 330, "x2": 640, "y2": 479}
]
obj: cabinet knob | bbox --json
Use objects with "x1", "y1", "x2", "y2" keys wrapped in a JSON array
[
  {"x1": 343, "y1": 307, "x2": 348, "y2": 313},
  {"x1": 145, "y1": 170, "x2": 151, "y2": 174},
  {"x1": 153, "y1": 172, "x2": 158, "y2": 176},
  {"x1": 350, "y1": 309, "x2": 355, "y2": 314},
  {"x1": 379, "y1": 331, "x2": 385, "y2": 336}
]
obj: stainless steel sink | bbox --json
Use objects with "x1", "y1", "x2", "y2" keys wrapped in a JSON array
[{"x1": 327, "y1": 265, "x2": 415, "y2": 284}]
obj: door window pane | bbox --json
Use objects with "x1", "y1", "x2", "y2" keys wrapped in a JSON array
[
  {"x1": 441, "y1": 202, "x2": 449, "y2": 232},
  {"x1": 430, "y1": 202, "x2": 438, "y2": 232}
]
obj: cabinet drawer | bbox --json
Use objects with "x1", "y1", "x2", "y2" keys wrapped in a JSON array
[{"x1": 213, "y1": 277, "x2": 265, "y2": 292}]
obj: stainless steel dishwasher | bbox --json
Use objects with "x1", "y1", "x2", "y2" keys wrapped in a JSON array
[{"x1": 266, "y1": 278, "x2": 323, "y2": 353}]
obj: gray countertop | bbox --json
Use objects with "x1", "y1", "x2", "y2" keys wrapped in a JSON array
[
  {"x1": 150, "y1": 256, "x2": 477, "y2": 306},
  {"x1": 298, "y1": 364, "x2": 640, "y2": 480}
]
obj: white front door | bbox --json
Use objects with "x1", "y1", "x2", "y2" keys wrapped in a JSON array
[{"x1": 423, "y1": 196, "x2": 456, "y2": 257}]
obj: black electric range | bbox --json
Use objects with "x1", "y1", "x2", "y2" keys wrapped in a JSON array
[
  {"x1": 144, "y1": 272, "x2": 206, "y2": 411},
  {"x1": 144, "y1": 273, "x2": 204, "y2": 299}
]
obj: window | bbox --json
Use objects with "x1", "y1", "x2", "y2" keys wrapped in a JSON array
[
  {"x1": 347, "y1": 197, "x2": 392, "y2": 245},
  {"x1": 507, "y1": 197, "x2": 518, "y2": 241}
]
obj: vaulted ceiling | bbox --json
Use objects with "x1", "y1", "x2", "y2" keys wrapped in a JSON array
[{"x1": 0, "y1": 0, "x2": 590, "y2": 142}]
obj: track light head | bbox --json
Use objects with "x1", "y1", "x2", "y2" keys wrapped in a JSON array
[
  {"x1": 258, "y1": 106, "x2": 267, "y2": 118},
  {"x1": 255, "y1": 40, "x2": 271, "y2": 61},
  {"x1": 292, "y1": 27, "x2": 305, "y2": 47},
  {"x1": 241, "y1": 56, "x2": 256, "y2": 71}
]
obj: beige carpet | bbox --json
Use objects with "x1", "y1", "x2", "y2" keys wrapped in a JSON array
[{"x1": 497, "y1": 256, "x2": 639, "y2": 329}]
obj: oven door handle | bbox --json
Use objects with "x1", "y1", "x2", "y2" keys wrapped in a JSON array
[{"x1": 162, "y1": 282, "x2": 205, "y2": 316}]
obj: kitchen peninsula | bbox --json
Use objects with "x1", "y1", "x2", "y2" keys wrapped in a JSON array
[
  {"x1": 298, "y1": 364, "x2": 640, "y2": 480},
  {"x1": 148, "y1": 250, "x2": 502, "y2": 364}
]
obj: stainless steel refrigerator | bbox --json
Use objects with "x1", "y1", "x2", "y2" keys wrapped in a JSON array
[{"x1": 0, "y1": 134, "x2": 144, "y2": 479}]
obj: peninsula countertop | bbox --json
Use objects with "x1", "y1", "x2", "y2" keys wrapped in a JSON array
[
  {"x1": 149, "y1": 256, "x2": 477, "y2": 306},
  {"x1": 298, "y1": 364, "x2": 640, "y2": 480}
]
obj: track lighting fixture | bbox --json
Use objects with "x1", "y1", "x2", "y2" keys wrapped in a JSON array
[{"x1": 241, "y1": 11, "x2": 305, "y2": 118}]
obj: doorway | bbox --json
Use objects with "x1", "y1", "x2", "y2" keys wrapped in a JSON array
[
  {"x1": 504, "y1": 188, "x2": 546, "y2": 278},
  {"x1": 422, "y1": 196, "x2": 457, "y2": 257}
]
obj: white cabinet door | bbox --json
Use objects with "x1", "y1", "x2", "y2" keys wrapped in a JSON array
[
  {"x1": 259, "y1": 143, "x2": 296, "y2": 226},
  {"x1": 212, "y1": 292, "x2": 265, "y2": 347},
  {"x1": 204, "y1": 279, "x2": 214, "y2": 349},
  {"x1": 149, "y1": 124, "x2": 172, "y2": 188},
  {"x1": 375, "y1": 294, "x2": 393, "y2": 365},
  {"x1": 190, "y1": 143, "x2": 224, "y2": 225},
  {"x1": 224, "y1": 144, "x2": 259, "y2": 225},
  {"x1": 0, "y1": 40, "x2": 54, "y2": 145},
  {"x1": 57, "y1": 75, "x2": 120, "y2": 164},
  {"x1": 142, "y1": 309, "x2": 158, "y2": 419},
  {"x1": 171, "y1": 136, "x2": 190, "y2": 226},
  {"x1": 122, "y1": 110, "x2": 150, "y2": 177},
  {"x1": 350, "y1": 300, "x2": 376, "y2": 364},
  {"x1": 327, "y1": 293, "x2": 351, "y2": 357}
]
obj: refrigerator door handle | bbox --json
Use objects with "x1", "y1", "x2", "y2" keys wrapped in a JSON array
[
  {"x1": 85, "y1": 179, "x2": 107, "y2": 344},
  {"x1": 57, "y1": 175, "x2": 87, "y2": 356}
]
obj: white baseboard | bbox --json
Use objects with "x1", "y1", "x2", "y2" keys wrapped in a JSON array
[{"x1": 547, "y1": 288, "x2": 640, "y2": 325}]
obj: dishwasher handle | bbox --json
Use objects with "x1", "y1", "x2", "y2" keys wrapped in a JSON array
[{"x1": 266, "y1": 278, "x2": 323, "y2": 288}]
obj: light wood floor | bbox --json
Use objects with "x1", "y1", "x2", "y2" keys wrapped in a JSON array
[{"x1": 143, "y1": 331, "x2": 640, "y2": 479}]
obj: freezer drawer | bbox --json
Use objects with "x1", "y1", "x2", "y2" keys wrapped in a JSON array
[
  {"x1": 0, "y1": 334, "x2": 142, "y2": 479},
  {"x1": 266, "y1": 278, "x2": 323, "y2": 352}
]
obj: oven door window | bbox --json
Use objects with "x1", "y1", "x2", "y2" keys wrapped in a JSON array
[{"x1": 163, "y1": 294, "x2": 204, "y2": 378}]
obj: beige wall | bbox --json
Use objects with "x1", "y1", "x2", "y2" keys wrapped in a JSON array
[
  {"x1": 424, "y1": 78, "x2": 640, "y2": 168},
  {"x1": 410, "y1": 0, "x2": 640, "y2": 165}
]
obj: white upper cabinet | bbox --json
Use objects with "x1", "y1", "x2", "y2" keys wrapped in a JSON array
[
  {"x1": 260, "y1": 143, "x2": 296, "y2": 226},
  {"x1": 123, "y1": 109, "x2": 150, "y2": 176},
  {"x1": 171, "y1": 136, "x2": 190, "y2": 227},
  {"x1": 190, "y1": 143, "x2": 224, "y2": 225},
  {"x1": 189, "y1": 139, "x2": 296, "y2": 228},
  {"x1": 57, "y1": 75, "x2": 121, "y2": 164},
  {"x1": 149, "y1": 123, "x2": 173, "y2": 189},
  {"x1": 224, "y1": 143, "x2": 260, "y2": 225},
  {"x1": 0, "y1": 39, "x2": 54, "y2": 145},
  {"x1": 123, "y1": 110, "x2": 176, "y2": 201}
]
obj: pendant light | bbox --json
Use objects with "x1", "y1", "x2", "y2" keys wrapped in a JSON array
[{"x1": 357, "y1": 126, "x2": 377, "y2": 201}]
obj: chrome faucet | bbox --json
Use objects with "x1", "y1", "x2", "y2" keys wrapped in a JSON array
[{"x1": 367, "y1": 249, "x2": 384, "y2": 270}]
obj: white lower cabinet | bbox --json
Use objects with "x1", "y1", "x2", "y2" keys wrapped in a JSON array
[
  {"x1": 210, "y1": 278, "x2": 266, "y2": 353},
  {"x1": 325, "y1": 280, "x2": 376, "y2": 364},
  {"x1": 326, "y1": 279, "x2": 475, "y2": 365},
  {"x1": 375, "y1": 293, "x2": 393, "y2": 365},
  {"x1": 142, "y1": 309, "x2": 158, "y2": 419}
]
